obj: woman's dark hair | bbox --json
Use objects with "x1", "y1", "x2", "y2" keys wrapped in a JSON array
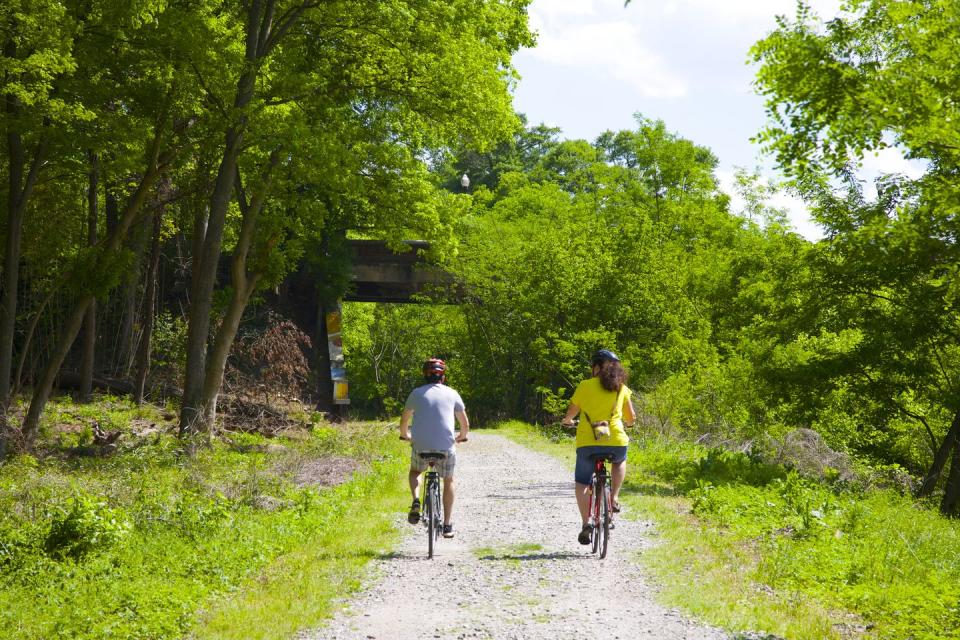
[{"x1": 596, "y1": 359, "x2": 628, "y2": 392}]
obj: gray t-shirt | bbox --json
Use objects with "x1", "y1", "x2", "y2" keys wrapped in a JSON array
[{"x1": 404, "y1": 383, "x2": 465, "y2": 451}]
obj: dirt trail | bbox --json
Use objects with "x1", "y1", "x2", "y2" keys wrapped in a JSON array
[{"x1": 305, "y1": 432, "x2": 728, "y2": 640}]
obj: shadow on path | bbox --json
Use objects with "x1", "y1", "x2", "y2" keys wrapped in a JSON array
[
  {"x1": 477, "y1": 551, "x2": 585, "y2": 562},
  {"x1": 485, "y1": 480, "x2": 571, "y2": 500}
]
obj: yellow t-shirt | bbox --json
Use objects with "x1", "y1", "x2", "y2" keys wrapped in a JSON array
[{"x1": 571, "y1": 377, "x2": 632, "y2": 448}]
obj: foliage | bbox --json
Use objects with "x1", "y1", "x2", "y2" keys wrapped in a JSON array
[
  {"x1": 751, "y1": 0, "x2": 960, "y2": 508},
  {"x1": 629, "y1": 433, "x2": 960, "y2": 639},
  {"x1": 43, "y1": 492, "x2": 131, "y2": 560},
  {"x1": 347, "y1": 117, "x2": 812, "y2": 446}
]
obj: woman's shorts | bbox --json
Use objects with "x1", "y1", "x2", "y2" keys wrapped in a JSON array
[
  {"x1": 575, "y1": 446, "x2": 628, "y2": 485},
  {"x1": 410, "y1": 447, "x2": 456, "y2": 478}
]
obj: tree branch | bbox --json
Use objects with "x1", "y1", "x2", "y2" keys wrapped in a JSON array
[{"x1": 264, "y1": 1, "x2": 320, "y2": 54}]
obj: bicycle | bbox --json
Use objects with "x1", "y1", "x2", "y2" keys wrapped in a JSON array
[
  {"x1": 399, "y1": 431, "x2": 468, "y2": 558},
  {"x1": 561, "y1": 420, "x2": 614, "y2": 559},
  {"x1": 417, "y1": 451, "x2": 446, "y2": 559}
]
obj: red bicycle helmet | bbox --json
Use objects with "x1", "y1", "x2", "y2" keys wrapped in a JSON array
[{"x1": 422, "y1": 358, "x2": 446, "y2": 376}]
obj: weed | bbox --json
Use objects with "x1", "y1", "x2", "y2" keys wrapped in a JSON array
[{"x1": 44, "y1": 493, "x2": 132, "y2": 560}]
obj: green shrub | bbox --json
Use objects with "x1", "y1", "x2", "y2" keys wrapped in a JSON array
[{"x1": 44, "y1": 493, "x2": 131, "y2": 560}]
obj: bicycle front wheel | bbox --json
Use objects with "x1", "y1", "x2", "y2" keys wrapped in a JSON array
[{"x1": 599, "y1": 482, "x2": 610, "y2": 559}]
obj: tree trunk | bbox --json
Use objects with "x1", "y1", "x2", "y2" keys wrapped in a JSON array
[
  {"x1": 0, "y1": 96, "x2": 46, "y2": 411},
  {"x1": 116, "y1": 217, "x2": 149, "y2": 375},
  {"x1": 133, "y1": 211, "x2": 162, "y2": 404},
  {"x1": 21, "y1": 296, "x2": 94, "y2": 446},
  {"x1": 0, "y1": 131, "x2": 26, "y2": 411},
  {"x1": 188, "y1": 151, "x2": 279, "y2": 435},
  {"x1": 918, "y1": 409, "x2": 960, "y2": 497},
  {"x1": 178, "y1": 0, "x2": 313, "y2": 436},
  {"x1": 941, "y1": 438, "x2": 960, "y2": 516},
  {"x1": 105, "y1": 182, "x2": 119, "y2": 234},
  {"x1": 180, "y1": 2, "x2": 275, "y2": 435},
  {"x1": 20, "y1": 131, "x2": 168, "y2": 449},
  {"x1": 79, "y1": 151, "x2": 99, "y2": 403},
  {"x1": 180, "y1": 127, "x2": 246, "y2": 435},
  {"x1": 12, "y1": 288, "x2": 54, "y2": 398},
  {"x1": 198, "y1": 276, "x2": 258, "y2": 432}
]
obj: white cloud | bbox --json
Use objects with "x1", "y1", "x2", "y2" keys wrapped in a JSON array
[
  {"x1": 860, "y1": 147, "x2": 927, "y2": 180},
  {"x1": 660, "y1": 0, "x2": 843, "y2": 23},
  {"x1": 525, "y1": 20, "x2": 687, "y2": 98},
  {"x1": 529, "y1": 0, "x2": 599, "y2": 20}
]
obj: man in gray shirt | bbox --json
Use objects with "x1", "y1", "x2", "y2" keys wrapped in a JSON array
[{"x1": 399, "y1": 358, "x2": 469, "y2": 538}]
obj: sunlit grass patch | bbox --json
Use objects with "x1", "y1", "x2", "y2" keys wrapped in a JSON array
[
  {"x1": 0, "y1": 413, "x2": 409, "y2": 640},
  {"x1": 628, "y1": 494, "x2": 844, "y2": 640},
  {"x1": 190, "y1": 454, "x2": 408, "y2": 640}
]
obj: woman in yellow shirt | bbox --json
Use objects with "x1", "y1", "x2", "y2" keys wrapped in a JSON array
[{"x1": 561, "y1": 349, "x2": 636, "y2": 545}]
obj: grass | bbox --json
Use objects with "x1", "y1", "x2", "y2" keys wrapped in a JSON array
[
  {"x1": 0, "y1": 396, "x2": 410, "y2": 640},
  {"x1": 490, "y1": 420, "x2": 960, "y2": 640},
  {"x1": 190, "y1": 453, "x2": 407, "y2": 639}
]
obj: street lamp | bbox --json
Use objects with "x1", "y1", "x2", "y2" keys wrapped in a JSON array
[{"x1": 460, "y1": 173, "x2": 470, "y2": 191}]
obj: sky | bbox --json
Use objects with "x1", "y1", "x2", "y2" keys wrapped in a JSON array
[{"x1": 508, "y1": 0, "x2": 923, "y2": 240}]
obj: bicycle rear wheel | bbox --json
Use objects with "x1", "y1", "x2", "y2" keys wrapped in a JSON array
[
  {"x1": 599, "y1": 482, "x2": 610, "y2": 559},
  {"x1": 433, "y1": 481, "x2": 442, "y2": 542},
  {"x1": 591, "y1": 476, "x2": 602, "y2": 554},
  {"x1": 427, "y1": 478, "x2": 438, "y2": 558}
]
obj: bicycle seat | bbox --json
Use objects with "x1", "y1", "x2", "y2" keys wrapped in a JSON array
[
  {"x1": 418, "y1": 451, "x2": 448, "y2": 461},
  {"x1": 590, "y1": 453, "x2": 617, "y2": 462}
]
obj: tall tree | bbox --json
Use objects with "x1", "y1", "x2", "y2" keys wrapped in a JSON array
[
  {"x1": 752, "y1": 0, "x2": 960, "y2": 513},
  {"x1": 0, "y1": 0, "x2": 78, "y2": 413},
  {"x1": 178, "y1": 0, "x2": 535, "y2": 436},
  {"x1": 7, "y1": 0, "x2": 205, "y2": 450}
]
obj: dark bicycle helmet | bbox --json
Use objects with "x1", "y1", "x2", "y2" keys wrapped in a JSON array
[
  {"x1": 590, "y1": 349, "x2": 620, "y2": 366},
  {"x1": 422, "y1": 358, "x2": 447, "y2": 376}
]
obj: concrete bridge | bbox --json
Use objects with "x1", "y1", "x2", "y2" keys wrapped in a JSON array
[
  {"x1": 344, "y1": 239, "x2": 452, "y2": 303},
  {"x1": 296, "y1": 239, "x2": 455, "y2": 415}
]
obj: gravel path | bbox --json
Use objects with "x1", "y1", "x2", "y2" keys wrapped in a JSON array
[{"x1": 305, "y1": 432, "x2": 729, "y2": 640}]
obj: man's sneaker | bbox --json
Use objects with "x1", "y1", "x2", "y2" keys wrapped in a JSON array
[
  {"x1": 442, "y1": 523, "x2": 454, "y2": 538},
  {"x1": 578, "y1": 522, "x2": 593, "y2": 545},
  {"x1": 407, "y1": 499, "x2": 421, "y2": 525}
]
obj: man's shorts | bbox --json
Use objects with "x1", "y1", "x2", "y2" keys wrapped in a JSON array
[
  {"x1": 410, "y1": 447, "x2": 457, "y2": 478},
  {"x1": 575, "y1": 445, "x2": 628, "y2": 485}
]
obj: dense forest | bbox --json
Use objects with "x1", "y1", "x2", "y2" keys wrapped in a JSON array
[{"x1": 3, "y1": 0, "x2": 960, "y2": 519}]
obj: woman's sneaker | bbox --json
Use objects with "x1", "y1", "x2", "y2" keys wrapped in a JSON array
[
  {"x1": 442, "y1": 523, "x2": 454, "y2": 538},
  {"x1": 407, "y1": 499, "x2": 421, "y2": 524},
  {"x1": 578, "y1": 522, "x2": 593, "y2": 545}
]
